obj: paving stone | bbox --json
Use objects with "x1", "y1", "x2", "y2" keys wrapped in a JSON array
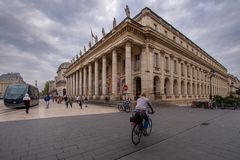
[{"x1": 0, "y1": 102, "x2": 240, "y2": 160}]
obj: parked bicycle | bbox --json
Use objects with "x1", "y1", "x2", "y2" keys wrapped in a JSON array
[
  {"x1": 130, "y1": 109, "x2": 154, "y2": 145},
  {"x1": 117, "y1": 99, "x2": 131, "y2": 112}
]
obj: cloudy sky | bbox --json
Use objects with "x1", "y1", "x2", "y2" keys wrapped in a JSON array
[{"x1": 0, "y1": 0, "x2": 240, "y2": 90}]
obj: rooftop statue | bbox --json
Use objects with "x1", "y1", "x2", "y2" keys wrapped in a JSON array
[
  {"x1": 102, "y1": 27, "x2": 105, "y2": 37},
  {"x1": 76, "y1": 54, "x2": 78, "y2": 59},
  {"x1": 89, "y1": 41, "x2": 92, "y2": 48},
  {"x1": 79, "y1": 50, "x2": 82, "y2": 56},
  {"x1": 113, "y1": 17, "x2": 116, "y2": 28},
  {"x1": 94, "y1": 35, "x2": 98, "y2": 43},
  {"x1": 84, "y1": 46, "x2": 86, "y2": 52},
  {"x1": 125, "y1": 5, "x2": 130, "y2": 17}
]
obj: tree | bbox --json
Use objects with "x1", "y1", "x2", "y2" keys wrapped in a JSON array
[
  {"x1": 236, "y1": 89, "x2": 240, "y2": 95},
  {"x1": 41, "y1": 81, "x2": 49, "y2": 95}
]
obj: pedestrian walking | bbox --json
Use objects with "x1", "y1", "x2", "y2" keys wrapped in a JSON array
[
  {"x1": 68, "y1": 96, "x2": 73, "y2": 108},
  {"x1": 23, "y1": 93, "x2": 31, "y2": 114},
  {"x1": 79, "y1": 95, "x2": 83, "y2": 109},
  {"x1": 44, "y1": 94, "x2": 50, "y2": 108},
  {"x1": 76, "y1": 96, "x2": 79, "y2": 104},
  {"x1": 84, "y1": 96, "x2": 88, "y2": 107},
  {"x1": 63, "y1": 95, "x2": 68, "y2": 108}
]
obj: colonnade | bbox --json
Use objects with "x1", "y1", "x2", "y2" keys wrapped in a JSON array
[{"x1": 66, "y1": 41, "x2": 228, "y2": 100}]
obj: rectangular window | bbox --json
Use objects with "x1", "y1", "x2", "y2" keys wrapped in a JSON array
[
  {"x1": 192, "y1": 68, "x2": 195, "y2": 78},
  {"x1": 154, "y1": 53, "x2": 158, "y2": 67},
  {"x1": 174, "y1": 60, "x2": 177, "y2": 73},
  {"x1": 181, "y1": 63, "x2": 184, "y2": 75},
  {"x1": 165, "y1": 57, "x2": 169, "y2": 71},
  {"x1": 164, "y1": 30, "x2": 168, "y2": 36},
  {"x1": 122, "y1": 60, "x2": 125, "y2": 73},
  {"x1": 153, "y1": 23, "x2": 157, "y2": 30},
  {"x1": 187, "y1": 66, "x2": 190, "y2": 77},
  {"x1": 134, "y1": 55, "x2": 140, "y2": 71},
  {"x1": 173, "y1": 36, "x2": 176, "y2": 41}
]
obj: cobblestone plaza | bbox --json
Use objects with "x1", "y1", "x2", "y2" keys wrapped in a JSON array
[{"x1": 0, "y1": 100, "x2": 239, "y2": 160}]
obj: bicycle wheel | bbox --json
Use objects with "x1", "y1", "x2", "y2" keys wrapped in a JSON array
[
  {"x1": 125, "y1": 105, "x2": 131, "y2": 113},
  {"x1": 118, "y1": 104, "x2": 123, "y2": 111},
  {"x1": 131, "y1": 123, "x2": 142, "y2": 145},
  {"x1": 146, "y1": 118, "x2": 152, "y2": 136}
]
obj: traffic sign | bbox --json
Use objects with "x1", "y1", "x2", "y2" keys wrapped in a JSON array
[{"x1": 123, "y1": 84, "x2": 128, "y2": 91}]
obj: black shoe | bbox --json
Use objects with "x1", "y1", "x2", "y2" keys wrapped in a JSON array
[{"x1": 142, "y1": 129, "x2": 147, "y2": 136}]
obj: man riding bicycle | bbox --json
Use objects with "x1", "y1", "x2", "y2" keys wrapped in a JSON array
[{"x1": 135, "y1": 92, "x2": 155, "y2": 135}]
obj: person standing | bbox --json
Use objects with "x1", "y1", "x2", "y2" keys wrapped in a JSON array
[
  {"x1": 23, "y1": 93, "x2": 31, "y2": 114},
  {"x1": 44, "y1": 94, "x2": 50, "y2": 109},
  {"x1": 68, "y1": 96, "x2": 73, "y2": 108}
]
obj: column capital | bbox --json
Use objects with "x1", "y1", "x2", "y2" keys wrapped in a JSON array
[
  {"x1": 160, "y1": 49, "x2": 165, "y2": 56},
  {"x1": 124, "y1": 38, "x2": 133, "y2": 46}
]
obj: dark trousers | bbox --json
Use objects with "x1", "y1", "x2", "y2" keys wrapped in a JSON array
[{"x1": 25, "y1": 105, "x2": 30, "y2": 114}]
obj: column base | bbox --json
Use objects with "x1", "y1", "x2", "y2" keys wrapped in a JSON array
[
  {"x1": 87, "y1": 95, "x2": 93, "y2": 100},
  {"x1": 110, "y1": 94, "x2": 117, "y2": 100},
  {"x1": 100, "y1": 95, "x2": 107, "y2": 100},
  {"x1": 178, "y1": 95, "x2": 182, "y2": 99},
  {"x1": 93, "y1": 95, "x2": 99, "y2": 100},
  {"x1": 161, "y1": 95, "x2": 166, "y2": 100}
]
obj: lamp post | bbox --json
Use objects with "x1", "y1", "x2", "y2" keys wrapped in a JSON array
[{"x1": 209, "y1": 70, "x2": 215, "y2": 100}]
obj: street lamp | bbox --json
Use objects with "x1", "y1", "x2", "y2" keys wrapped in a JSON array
[{"x1": 209, "y1": 69, "x2": 216, "y2": 100}]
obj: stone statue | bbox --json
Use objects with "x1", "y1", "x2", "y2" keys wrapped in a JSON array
[
  {"x1": 79, "y1": 50, "x2": 82, "y2": 56},
  {"x1": 94, "y1": 35, "x2": 98, "y2": 43},
  {"x1": 76, "y1": 54, "x2": 78, "y2": 59},
  {"x1": 73, "y1": 57, "x2": 75, "y2": 61},
  {"x1": 113, "y1": 17, "x2": 116, "y2": 28},
  {"x1": 88, "y1": 41, "x2": 91, "y2": 48},
  {"x1": 125, "y1": 5, "x2": 130, "y2": 17},
  {"x1": 84, "y1": 46, "x2": 86, "y2": 52},
  {"x1": 102, "y1": 27, "x2": 105, "y2": 37}
]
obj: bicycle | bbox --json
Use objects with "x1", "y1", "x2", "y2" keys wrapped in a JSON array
[
  {"x1": 117, "y1": 100, "x2": 131, "y2": 112},
  {"x1": 130, "y1": 110, "x2": 153, "y2": 145}
]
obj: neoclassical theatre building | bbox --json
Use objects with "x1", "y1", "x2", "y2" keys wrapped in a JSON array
[{"x1": 65, "y1": 7, "x2": 229, "y2": 102}]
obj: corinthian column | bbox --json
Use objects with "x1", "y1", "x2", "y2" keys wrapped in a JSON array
[
  {"x1": 125, "y1": 42, "x2": 132, "y2": 99},
  {"x1": 73, "y1": 72, "x2": 75, "y2": 96},
  {"x1": 76, "y1": 70, "x2": 79, "y2": 96},
  {"x1": 160, "y1": 51, "x2": 165, "y2": 99},
  {"x1": 111, "y1": 49, "x2": 117, "y2": 100},
  {"x1": 88, "y1": 63, "x2": 92, "y2": 97},
  {"x1": 102, "y1": 56, "x2": 107, "y2": 98},
  {"x1": 94, "y1": 60, "x2": 99, "y2": 99},
  {"x1": 83, "y1": 67, "x2": 87, "y2": 96},
  {"x1": 79, "y1": 69, "x2": 82, "y2": 95}
]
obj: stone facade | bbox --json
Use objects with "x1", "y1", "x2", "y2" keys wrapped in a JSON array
[
  {"x1": 48, "y1": 62, "x2": 70, "y2": 96},
  {"x1": 0, "y1": 73, "x2": 25, "y2": 97},
  {"x1": 55, "y1": 62, "x2": 70, "y2": 96},
  {"x1": 48, "y1": 80, "x2": 56, "y2": 95},
  {"x1": 228, "y1": 74, "x2": 240, "y2": 96},
  {"x1": 65, "y1": 7, "x2": 230, "y2": 102}
]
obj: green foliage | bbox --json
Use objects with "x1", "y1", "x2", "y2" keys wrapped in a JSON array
[
  {"x1": 213, "y1": 95, "x2": 223, "y2": 103},
  {"x1": 236, "y1": 89, "x2": 240, "y2": 95},
  {"x1": 213, "y1": 95, "x2": 240, "y2": 109},
  {"x1": 41, "y1": 81, "x2": 49, "y2": 95}
]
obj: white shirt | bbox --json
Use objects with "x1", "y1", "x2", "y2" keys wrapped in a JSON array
[
  {"x1": 23, "y1": 95, "x2": 31, "y2": 101},
  {"x1": 136, "y1": 96, "x2": 150, "y2": 110}
]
